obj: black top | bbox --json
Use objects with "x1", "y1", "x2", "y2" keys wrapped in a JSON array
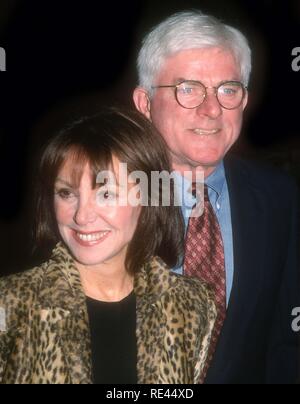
[{"x1": 86, "y1": 291, "x2": 137, "y2": 384}]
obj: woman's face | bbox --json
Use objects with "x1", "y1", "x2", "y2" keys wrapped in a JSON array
[{"x1": 54, "y1": 158, "x2": 141, "y2": 269}]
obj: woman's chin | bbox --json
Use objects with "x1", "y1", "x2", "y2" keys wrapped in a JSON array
[
  {"x1": 73, "y1": 255, "x2": 106, "y2": 267},
  {"x1": 66, "y1": 246, "x2": 109, "y2": 267}
]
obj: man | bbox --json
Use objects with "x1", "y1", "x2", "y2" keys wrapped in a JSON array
[{"x1": 133, "y1": 10, "x2": 299, "y2": 383}]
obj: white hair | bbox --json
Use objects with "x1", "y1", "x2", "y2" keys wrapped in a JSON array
[{"x1": 137, "y1": 10, "x2": 252, "y2": 94}]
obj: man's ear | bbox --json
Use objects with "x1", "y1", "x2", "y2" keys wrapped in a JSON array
[
  {"x1": 133, "y1": 87, "x2": 151, "y2": 120},
  {"x1": 242, "y1": 90, "x2": 248, "y2": 111}
]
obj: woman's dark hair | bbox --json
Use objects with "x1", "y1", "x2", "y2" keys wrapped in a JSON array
[{"x1": 35, "y1": 108, "x2": 185, "y2": 273}]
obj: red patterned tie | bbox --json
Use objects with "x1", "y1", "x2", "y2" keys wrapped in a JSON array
[{"x1": 184, "y1": 184, "x2": 226, "y2": 383}]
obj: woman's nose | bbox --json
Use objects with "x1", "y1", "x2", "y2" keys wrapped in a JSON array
[{"x1": 74, "y1": 198, "x2": 97, "y2": 226}]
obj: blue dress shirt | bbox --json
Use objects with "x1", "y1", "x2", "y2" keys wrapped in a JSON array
[{"x1": 172, "y1": 162, "x2": 234, "y2": 306}]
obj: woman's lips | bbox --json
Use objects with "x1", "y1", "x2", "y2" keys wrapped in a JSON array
[{"x1": 71, "y1": 230, "x2": 111, "y2": 247}]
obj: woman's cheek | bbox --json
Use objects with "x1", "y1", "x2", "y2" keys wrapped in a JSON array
[{"x1": 55, "y1": 200, "x2": 76, "y2": 225}]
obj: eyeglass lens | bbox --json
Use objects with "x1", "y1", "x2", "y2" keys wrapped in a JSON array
[{"x1": 175, "y1": 81, "x2": 244, "y2": 109}]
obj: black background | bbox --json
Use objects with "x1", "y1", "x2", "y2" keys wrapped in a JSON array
[{"x1": 0, "y1": 0, "x2": 300, "y2": 274}]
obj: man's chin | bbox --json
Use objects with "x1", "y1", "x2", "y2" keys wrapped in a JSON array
[{"x1": 190, "y1": 155, "x2": 223, "y2": 170}]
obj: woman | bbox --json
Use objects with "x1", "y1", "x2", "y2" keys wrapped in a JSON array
[{"x1": 0, "y1": 108, "x2": 216, "y2": 384}]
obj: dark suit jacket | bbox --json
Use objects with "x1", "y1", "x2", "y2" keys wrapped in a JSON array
[{"x1": 205, "y1": 156, "x2": 300, "y2": 384}]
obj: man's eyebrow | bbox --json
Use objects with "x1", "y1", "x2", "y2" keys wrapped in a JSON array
[
  {"x1": 175, "y1": 78, "x2": 243, "y2": 84},
  {"x1": 219, "y1": 78, "x2": 242, "y2": 83},
  {"x1": 175, "y1": 77, "x2": 187, "y2": 83}
]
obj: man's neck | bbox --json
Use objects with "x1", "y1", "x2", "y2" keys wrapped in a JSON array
[{"x1": 172, "y1": 162, "x2": 217, "y2": 180}]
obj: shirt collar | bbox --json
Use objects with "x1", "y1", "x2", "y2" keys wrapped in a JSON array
[
  {"x1": 205, "y1": 160, "x2": 226, "y2": 198},
  {"x1": 173, "y1": 161, "x2": 226, "y2": 209}
]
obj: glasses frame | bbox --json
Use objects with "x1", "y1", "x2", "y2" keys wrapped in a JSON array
[{"x1": 151, "y1": 80, "x2": 247, "y2": 110}]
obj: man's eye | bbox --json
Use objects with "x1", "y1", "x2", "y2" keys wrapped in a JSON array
[
  {"x1": 179, "y1": 86, "x2": 194, "y2": 95},
  {"x1": 220, "y1": 86, "x2": 237, "y2": 96}
]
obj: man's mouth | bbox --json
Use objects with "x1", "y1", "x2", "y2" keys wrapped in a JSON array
[{"x1": 192, "y1": 128, "x2": 221, "y2": 136}]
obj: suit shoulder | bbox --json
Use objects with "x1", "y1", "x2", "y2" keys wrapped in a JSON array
[{"x1": 226, "y1": 155, "x2": 299, "y2": 194}]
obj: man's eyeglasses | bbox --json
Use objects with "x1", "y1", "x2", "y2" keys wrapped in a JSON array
[{"x1": 151, "y1": 80, "x2": 247, "y2": 110}]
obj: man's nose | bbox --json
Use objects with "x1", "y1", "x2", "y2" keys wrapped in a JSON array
[
  {"x1": 74, "y1": 198, "x2": 97, "y2": 226},
  {"x1": 196, "y1": 87, "x2": 222, "y2": 119}
]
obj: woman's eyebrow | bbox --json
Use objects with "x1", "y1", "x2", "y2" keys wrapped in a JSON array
[{"x1": 55, "y1": 178, "x2": 73, "y2": 187}]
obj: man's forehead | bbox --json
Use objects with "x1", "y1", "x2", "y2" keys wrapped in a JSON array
[
  {"x1": 157, "y1": 48, "x2": 241, "y2": 82},
  {"x1": 164, "y1": 47, "x2": 238, "y2": 66}
]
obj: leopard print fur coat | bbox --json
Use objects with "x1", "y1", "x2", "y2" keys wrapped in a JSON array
[{"x1": 0, "y1": 243, "x2": 216, "y2": 384}]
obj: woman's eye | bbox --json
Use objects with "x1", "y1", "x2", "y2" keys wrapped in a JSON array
[{"x1": 56, "y1": 189, "x2": 75, "y2": 200}]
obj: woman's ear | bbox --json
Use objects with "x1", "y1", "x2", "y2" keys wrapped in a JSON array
[{"x1": 133, "y1": 87, "x2": 151, "y2": 120}]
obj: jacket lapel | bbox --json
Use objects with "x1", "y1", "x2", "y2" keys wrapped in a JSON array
[
  {"x1": 206, "y1": 157, "x2": 267, "y2": 378},
  {"x1": 134, "y1": 258, "x2": 173, "y2": 384},
  {"x1": 36, "y1": 245, "x2": 93, "y2": 384},
  {"x1": 225, "y1": 156, "x2": 266, "y2": 325},
  {"x1": 134, "y1": 257, "x2": 206, "y2": 384}
]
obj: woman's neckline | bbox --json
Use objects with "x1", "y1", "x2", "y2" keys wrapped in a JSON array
[{"x1": 85, "y1": 290, "x2": 135, "y2": 305}]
